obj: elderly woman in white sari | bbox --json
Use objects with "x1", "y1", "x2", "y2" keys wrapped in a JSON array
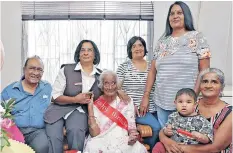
[{"x1": 84, "y1": 70, "x2": 147, "y2": 153}]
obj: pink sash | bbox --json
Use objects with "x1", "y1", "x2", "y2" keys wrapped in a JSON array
[{"x1": 94, "y1": 97, "x2": 128, "y2": 131}]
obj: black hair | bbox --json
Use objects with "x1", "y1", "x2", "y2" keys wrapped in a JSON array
[
  {"x1": 164, "y1": 1, "x2": 195, "y2": 37},
  {"x1": 175, "y1": 88, "x2": 197, "y2": 102},
  {"x1": 127, "y1": 36, "x2": 148, "y2": 59},
  {"x1": 74, "y1": 40, "x2": 100, "y2": 65}
]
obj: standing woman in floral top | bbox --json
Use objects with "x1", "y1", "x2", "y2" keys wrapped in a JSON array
[{"x1": 142, "y1": 1, "x2": 211, "y2": 128}]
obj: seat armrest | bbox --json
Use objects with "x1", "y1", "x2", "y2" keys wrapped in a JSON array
[{"x1": 137, "y1": 124, "x2": 152, "y2": 137}]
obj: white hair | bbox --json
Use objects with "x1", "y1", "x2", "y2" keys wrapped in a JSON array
[
  {"x1": 98, "y1": 70, "x2": 121, "y2": 91},
  {"x1": 199, "y1": 68, "x2": 225, "y2": 96}
]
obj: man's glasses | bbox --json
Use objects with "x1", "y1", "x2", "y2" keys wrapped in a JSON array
[{"x1": 27, "y1": 66, "x2": 44, "y2": 74}]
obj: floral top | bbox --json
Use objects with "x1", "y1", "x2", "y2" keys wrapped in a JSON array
[{"x1": 153, "y1": 31, "x2": 211, "y2": 110}]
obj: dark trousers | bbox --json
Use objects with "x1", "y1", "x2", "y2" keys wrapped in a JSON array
[
  {"x1": 46, "y1": 110, "x2": 88, "y2": 153},
  {"x1": 20, "y1": 127, "x2": 50, "y2": 153}
]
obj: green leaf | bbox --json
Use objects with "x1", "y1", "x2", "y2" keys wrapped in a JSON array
[
  {"x1": 0, "y1": 98, "x2": 15, "y2": 150},
  {"x1": 6, "y1": 98, "x2": 15, "y2": 107},
  {"x1": 0, "y1": 134, "x2": 10, "y2": 151}
]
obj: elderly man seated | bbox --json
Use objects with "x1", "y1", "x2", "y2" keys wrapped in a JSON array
[{"x1": 1, "y1": 55, "x2": 52, "y2": 153}]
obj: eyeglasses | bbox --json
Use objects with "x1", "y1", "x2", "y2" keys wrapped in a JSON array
[
  {"x1": 80, "y1": 48, "x2": 94, "y2": 52},
  {"x1": 27, "y1": 66, "x2": 44, "y2": 74},
  {"x1": 104, "y1": 81, "x2": 116, "y2": 88}
]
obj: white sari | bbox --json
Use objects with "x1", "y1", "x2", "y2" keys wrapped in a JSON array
[{"x1": 84, "y1": 97, "x2": 147, "y2": 153}]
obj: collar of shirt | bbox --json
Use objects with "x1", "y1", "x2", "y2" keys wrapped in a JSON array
[
  {"x1": 74, "y1": 62, "x2": 101, "y2": 76},
  {"x1": 12, "y1": 79, "x2": 49, "y2": 95}
]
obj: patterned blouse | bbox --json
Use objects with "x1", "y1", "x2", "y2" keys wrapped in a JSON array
[
  {"x1": 196, "y1": 101, "x2": 232, "y2": 153},
  {"x1": 166, "y1": 111, "x2": 213, "y2": 145},
  {"x1": 153, "y1": 31, "x2": 211, "y2": 110}
]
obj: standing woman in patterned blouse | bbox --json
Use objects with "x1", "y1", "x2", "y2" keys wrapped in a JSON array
[
  {"x1": 142, "y1": 1, "x2": 211, "y2": 128},
  {"x1": 117, "y1": 36, "x2": 161, "y2": 151}
]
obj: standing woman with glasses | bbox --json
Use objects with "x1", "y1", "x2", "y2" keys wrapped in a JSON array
[{"x1": 142, "y1": 1, "x2": 211, "y2": 128}]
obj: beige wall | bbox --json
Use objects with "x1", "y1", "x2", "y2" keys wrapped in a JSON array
[
  {"x1": 1, "y1": 1, "x2": 22, "y2": 91},
  {"x1": 198, "y1": 2, "x2": 232, "y2": 86}
]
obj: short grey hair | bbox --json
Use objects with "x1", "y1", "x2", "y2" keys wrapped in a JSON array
[
  {"x1": 98, "y1": 70, "x2": 120, "y2": 91},
  {"x1": 199, "y1": 68, "x2": 225, "y2": 93},
  {"x1": 24, "y1": 55, "x2": 44, "y2": 68}
]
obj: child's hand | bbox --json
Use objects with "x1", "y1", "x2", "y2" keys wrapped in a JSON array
[
  {"x1": 163, "y1": 124, "x2": 174, "y2": 137},
  {"x1": 191, "y1": 131, "x2": 210, "y2": 144}
]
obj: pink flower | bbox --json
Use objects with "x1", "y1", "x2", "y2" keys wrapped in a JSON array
[
  {"x1": 1, "y1": 118, "x2": 13, "y2": 129},
  {"x1": 188, "y1": 38, "x2": 197, "y2": 50}
]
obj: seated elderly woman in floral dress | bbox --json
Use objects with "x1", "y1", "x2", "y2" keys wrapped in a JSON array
[{"x1": 84, "y1": 70, "x2": 147, "y2": 153}]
